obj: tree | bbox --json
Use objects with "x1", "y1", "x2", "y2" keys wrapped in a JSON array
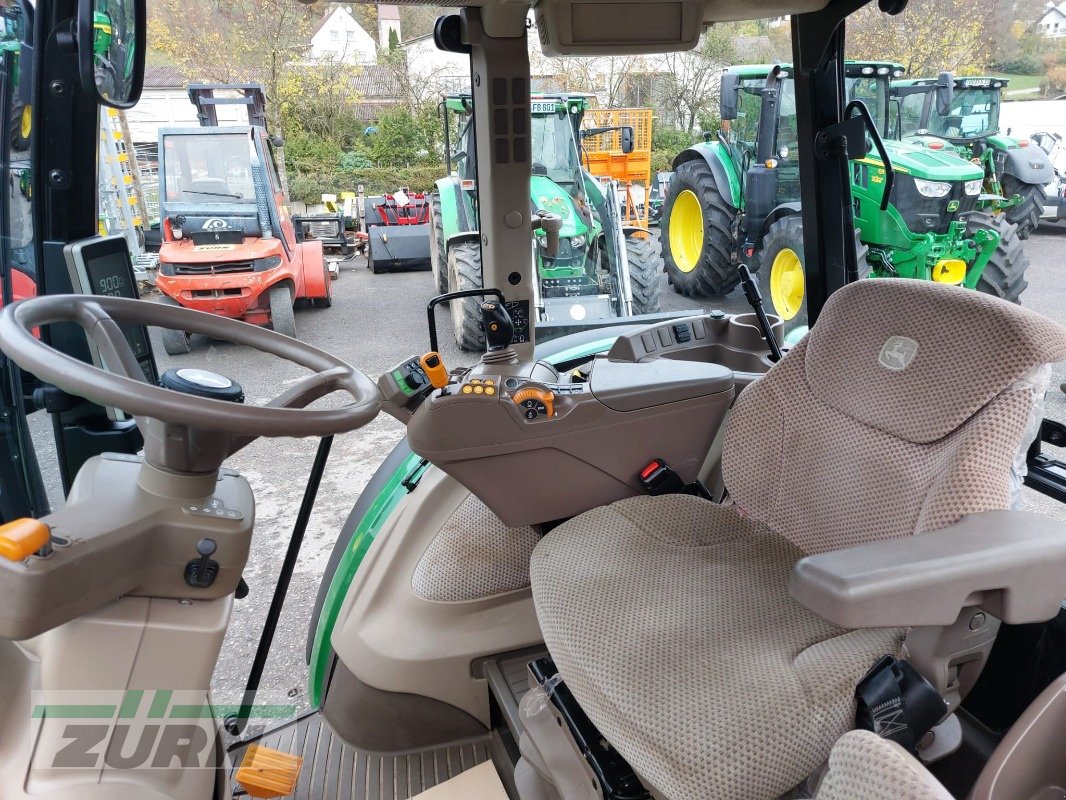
[
  {"x1": 658, "y1": 26, "x2": 737, "y2": 131},
  {"x1": 388, "y1": 28, "x2": 399, "y2": 51},
  {"x1": 847, "y1": 0, "x2": 997, "y2": 75},
  {"x1": 148, "y1": 0, "x2": 321, "y2": 195}
]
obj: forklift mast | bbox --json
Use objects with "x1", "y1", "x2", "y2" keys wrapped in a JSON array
[{"x1": 187, "y1": 83, "x2": 268, "y2": 130}]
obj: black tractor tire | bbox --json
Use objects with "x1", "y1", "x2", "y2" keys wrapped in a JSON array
[
  {"x1": 968, "y1": 212, "x2": 1029, "y2": 304},
  {"x1": 447, "y1": 240, "x2": 485, "y2": 352},
  {"x1": 1001, "y1": 174, "x2": 1044, "y2": 240},
  {"x1": 661, "y1": 159, "x2": 739, "y2": 297},
  {"x1": 428, "y1": 192, "x2": 450, "y2": 297},
  {"x1": 157, "y1": 296, "x2": 191, "y2": 355},
  {"x1": 625, "y1": 235, "x2": 662, "y2": 314},
  {"x1": 755, "y1": 216, "x2": 869, "y2": 337},
  {"x1": 269, "y1": 283, "x2": 298, "y2": 338}
]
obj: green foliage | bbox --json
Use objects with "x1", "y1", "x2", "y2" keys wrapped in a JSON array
[
  {"x1": 288, "y1": 166, "x2": 442, "y2": 204},
  {"x1": 991, "y1": 54, "x2": 1043, "y2": 75},
  {"x1": 364, "y1": 107, "x2": 442, "y2": 168},
  {"x1": 651, "y1": 125, "x2": 696, "y2": 168},
  {"x1": 388, "y1": 28, "x2": 399, "y2": 50}
]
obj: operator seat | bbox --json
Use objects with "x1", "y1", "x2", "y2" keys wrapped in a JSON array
[
  {"x1": 530, "y1": 279, "x2": 1066, "y2": 800},
  {"x1": 813, "y1": 730, "x2": 952, "y2": 800}
]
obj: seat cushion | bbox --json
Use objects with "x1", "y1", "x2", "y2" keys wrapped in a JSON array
[
  {"x1": 530, "y1": 494, "x2": 905, "y2": 800},
  {"x1": 814, "y1": 730, "x2": 953, "y2": 800}
]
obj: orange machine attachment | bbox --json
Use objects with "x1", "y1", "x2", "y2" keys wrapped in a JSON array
[
  {"x1": 235, "y1": 744, "x2": 303, "y2": 798},
  {"x1": 582, "y1": 107, "x2": 654, "y2": 233},
  {"x1": 0, "y1": 518, "x2": 50, "y2": 561}
]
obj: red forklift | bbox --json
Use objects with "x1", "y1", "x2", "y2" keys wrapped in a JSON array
[{"x1": 154, "y1": 84, "x2": 331, "y2": 354}]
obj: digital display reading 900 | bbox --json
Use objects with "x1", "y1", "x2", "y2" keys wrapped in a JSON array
[{"x1": 83, "y1": 251, "x2": 151, "y2": 361}]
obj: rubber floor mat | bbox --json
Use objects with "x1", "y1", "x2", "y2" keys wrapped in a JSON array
[{"x1": 230, "y1": 712, "x2": 492, "y2": 800}]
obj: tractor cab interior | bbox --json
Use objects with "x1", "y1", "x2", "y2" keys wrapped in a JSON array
[{"x1": 0, "y1": 1, "x2": 1065, "y2": 800}]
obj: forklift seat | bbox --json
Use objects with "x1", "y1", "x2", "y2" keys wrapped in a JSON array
[{"x1": 530, "y1": 279, "x2": 1066, "y2": 799}]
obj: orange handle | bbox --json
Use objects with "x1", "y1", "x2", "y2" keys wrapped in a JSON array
[
  {"x1": 0, "y1": 518, "x2": 50, "y2": 561},
  {"x1": 419, "y1": 352, "x2": 449, "y2": 389},
  {"x1": 511, "y1": 387, "x2": 555, "y2": 418}
]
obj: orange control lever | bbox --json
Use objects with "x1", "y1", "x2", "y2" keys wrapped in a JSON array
[
  {"x1": 511, "y1": 387, "x2": 555, "y2": 418},
  {"x1": 0, "y1": 518, "x2": 50, "y2": 561},
  {"x1": 419, "y1": 352, "x2": 449, "y2": 389}
]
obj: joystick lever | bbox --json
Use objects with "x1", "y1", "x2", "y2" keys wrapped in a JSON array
[
  {"x1": 185, "y1": 537, "x2": 219, "y2": 588},
  {"x1": 482, "y1": 301, "x2": 514, "y2": 352}
]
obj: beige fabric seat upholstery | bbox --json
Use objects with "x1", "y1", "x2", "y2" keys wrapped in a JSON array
[
  {"x1": 814, "y1": 730, "x2": 953, "y2": 800},
  {"x1": 530, "y1": 279, "x2": 1066, "y2": 800}
]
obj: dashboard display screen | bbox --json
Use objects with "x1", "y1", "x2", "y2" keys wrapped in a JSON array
[{"x1": 81, "y1": 250, "x2": 152, "y2": 361}]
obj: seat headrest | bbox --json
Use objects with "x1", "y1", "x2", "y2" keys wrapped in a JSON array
[{"x1": 804, "y1": 279, "x2": 1066, "y2": 444}]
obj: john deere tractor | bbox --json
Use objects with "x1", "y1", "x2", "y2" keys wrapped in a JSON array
[
  {"x1": 891, "y1": 75, "x2": 1055, "y2": 238},
  {"x1": 429, "y1": 92, "x2": 663, "y2": 351},
  {"x1": 662, "y1": 62, "x2": 1028, "y2": 333}
]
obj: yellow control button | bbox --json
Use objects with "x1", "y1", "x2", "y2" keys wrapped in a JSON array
[
  {"x1": 473, "y1": 385, "x2": 484, "y2": 394},
  {"x1": 470, "y1": 378, "x2": 481, "y2": 384},
  {"x1": 485, "y1": 386, "x2": 496, "y2": 396},
  {"x1": 462, "y1": 385, "x2": 473, "y2": 394},
  {"x1": 485, "y1": 379, "x2": 495, "y2": 386},
  {"x1": 0, "y1": 518, "x2": 50, "y2": 561}
]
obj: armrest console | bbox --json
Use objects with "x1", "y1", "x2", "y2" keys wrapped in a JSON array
[{"x1": 790, "y1": 511, "x2": 1066, "y2": 629}]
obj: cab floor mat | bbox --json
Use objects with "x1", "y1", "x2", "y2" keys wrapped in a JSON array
[{"x1": 230, "y1": 711, "x2": 492, "y2": 800}]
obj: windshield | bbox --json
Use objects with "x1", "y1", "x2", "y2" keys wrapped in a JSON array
[
  {"x1": 530, "y1": 113, "x2": 581, "y2": 183},
  {"x1": 161, "y1": 132, "x2": 256, "y2": 203},
  {"x1": 927, "y1": 87, "x2": 999, "y2": 140}
]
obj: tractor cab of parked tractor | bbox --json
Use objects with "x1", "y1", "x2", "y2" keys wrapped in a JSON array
[
  {"x1": 891, "y1": 75, "x2": 1055, "y2": 237},
  {"x1": 431, "y1": 91, "x2": 666, "y2": 352},
  {"x1": 1, "y1": 1, "x2": 1066, "y2": 800}
]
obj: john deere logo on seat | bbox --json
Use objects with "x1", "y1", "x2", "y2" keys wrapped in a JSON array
[{"x1": 879, "y1": 336, "x2": 919, "y2": 372}]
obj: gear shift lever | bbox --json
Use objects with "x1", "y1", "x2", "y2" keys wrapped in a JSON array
[{"x1": 482, "y1": 300, "x2": 514, "y2": 352}]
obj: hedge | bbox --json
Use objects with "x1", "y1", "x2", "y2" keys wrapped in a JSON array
[
  {"x1": 286, "y1": 157, "x2": 689, "y2": 204},
  {"x1": 287, "y1": 165, "x2": 446, "y2": 204}
]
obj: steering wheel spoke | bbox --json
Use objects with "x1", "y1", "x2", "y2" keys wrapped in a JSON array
[{"x1": 76, "y1": 302, "x2": 146, "y2": 382}]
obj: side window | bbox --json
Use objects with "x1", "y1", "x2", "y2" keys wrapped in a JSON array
[
  {"x1": 731, "y1": 88, "x2": 762, "y2": 152},
  {"x1": 263, "y1": 137, "x2": 283, "y2": 196}
]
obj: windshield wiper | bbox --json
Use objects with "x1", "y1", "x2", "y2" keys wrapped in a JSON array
[{"x1": 183, "y1": 190, "x2": 243, "y2": 199}]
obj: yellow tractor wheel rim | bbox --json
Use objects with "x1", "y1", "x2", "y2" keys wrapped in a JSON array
[
  {"x1": 668, "y1": 189, "x2": 703, "y2": 274},
  {"x1": 20, "y1": 106, "x2": 31, "y2": 141},
  {"x1": 770, "y1": 248, "x2": 804, "y2": 321}
]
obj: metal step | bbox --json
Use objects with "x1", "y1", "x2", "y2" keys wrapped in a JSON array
[{"x1": 229, "y1": 712, "x2": 492, "y2": 800}]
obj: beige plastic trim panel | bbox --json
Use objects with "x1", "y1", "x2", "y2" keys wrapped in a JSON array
[
  {"x1": 790, "y1": 510, "x2": 1066, "y2": 628},
  {"x1": 0, "y1": 595, "x2": 228, "y2": 800},
  {"x1": 331, "y1": 465, "x2": 544, "y2": 728},
  {"x1": 971, "y1": 671, "x2": 1066, "y2": 800}
]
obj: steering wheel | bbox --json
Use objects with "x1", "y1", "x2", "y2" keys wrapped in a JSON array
[{"x1": 0, "y1": 295, "x2": 381, "y2": 438}]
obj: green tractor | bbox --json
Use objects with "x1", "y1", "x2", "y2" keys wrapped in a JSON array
[
  {"x1": 891, "y1": 75, "x2": 1056, "y2": 238},
  {"x1": 429, "y1": 92, "x2": 663, "y2": 351},
  {"x1": 662, "y1": 62, "x2": 1028, "y2": 333}
]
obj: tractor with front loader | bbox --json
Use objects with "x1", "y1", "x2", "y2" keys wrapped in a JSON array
[
  {"x1": 891, "y1": 75, "x2": 1056, "y2": 238},
  {"x1": 154, "y1": 84, "x2": 332, "y2": 354},
  {"x1": 429, "y1": 92, "x2": 663, "y2": 350},
  {"x1": 662, "y1": 62, "x2": 1029, "y2": 334}
]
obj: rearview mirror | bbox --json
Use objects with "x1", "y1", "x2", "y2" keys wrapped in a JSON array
[
  {"x1": 935, "y1": 71, "x2": 954, "y2": 117},
  {"x1": 720, "y1": 73, "x2": 739, "y2": 121},
  {"x1": 620, "y1": 126, "x2": 634, "y2": 154},
  {"x1": 78, "y1": 0, "x2": 145, "y2": 108}
]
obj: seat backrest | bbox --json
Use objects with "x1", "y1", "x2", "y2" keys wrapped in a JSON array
[
  {"x1": 814, "y1": 730, "x2": 953, "y2": 800},
  {"x1": 722, "y1": 278, "x2": 1066, "y2": 555}
]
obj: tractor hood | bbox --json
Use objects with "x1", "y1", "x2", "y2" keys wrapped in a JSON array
[
  {"x1": 880, "y1": 140, "x2": 984, "y2": 181},
  {"x1": 531, "y1": 175, "x2": 590, "y2": 238}
]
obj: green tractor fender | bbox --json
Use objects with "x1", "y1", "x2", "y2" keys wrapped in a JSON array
[
  {"x1": 672, "y1": 141, "x2": 742, "y2": 209},
  {"x1": 994, "y1": 139, "x2": 1055, "y2": 186},
  {"x1": 433, "y1": 176, "x2": 477, "y2": 241}
]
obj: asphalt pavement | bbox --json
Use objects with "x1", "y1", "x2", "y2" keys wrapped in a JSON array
[{"x1": 23, "y1": 224, "x2": 1066, "y2": 712}]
